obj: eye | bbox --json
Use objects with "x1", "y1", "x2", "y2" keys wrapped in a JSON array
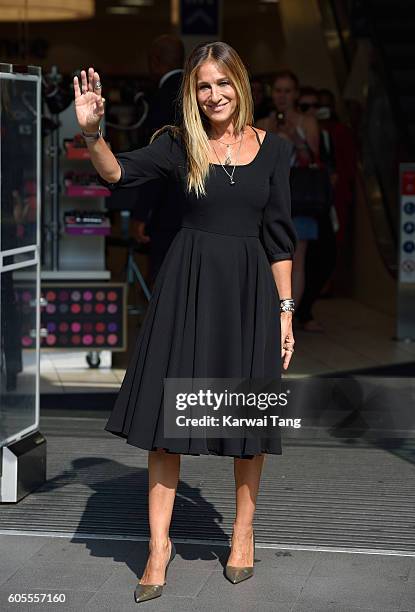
[{"x1": 220, "y1": 81, "x2": 230, "y2": 86}]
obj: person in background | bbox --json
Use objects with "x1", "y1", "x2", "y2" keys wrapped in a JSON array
[
  {"x1": 130, "y1": 34, "x2": 185, "y2": 285},
  {"x1": 250, "y1": 77, "x2": 272, "y2": 122},
  {"x1": 256, "y1": 70, "x2": 320, "y2": 308},
  {"x1": 298, "y1": 86, "x2": 336, "y2": 173},
  {"x1": 318, "y1": 88, "x2": 357, "y2": 253},
  {"x1": 293, "y1": 86, "x2": 338, "y2": 332}
]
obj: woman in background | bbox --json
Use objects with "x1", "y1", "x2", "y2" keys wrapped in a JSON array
[{"x1": 256, "y1": 70, "x2": 320, "y2": 307}]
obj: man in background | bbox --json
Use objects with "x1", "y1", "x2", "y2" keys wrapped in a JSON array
[{"x1": 130, "y1": 34, "x2": 185, "y2": 285}]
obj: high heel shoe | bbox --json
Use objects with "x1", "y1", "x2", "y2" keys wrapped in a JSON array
[
  {"x1": 134, "y1": 538, "x2": 177, "y2": 603},
  {"x1": 225, "y1": 528, "x2": 255, "y2": 584}
]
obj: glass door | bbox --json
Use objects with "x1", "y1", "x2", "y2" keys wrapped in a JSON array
[{"x1": 0, "y1": 68, "x2": 41, "y2": 447}]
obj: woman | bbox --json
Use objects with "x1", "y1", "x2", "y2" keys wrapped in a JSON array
[
  {"x1": 74, "y1": 42, "x2": 297, "y2": 604},
  {"x1": 256, "y1": 70, "x2": 320, "y2": 307},
  {"x1": 293, "y1": 86, "x2": 338, "y2": 332}
]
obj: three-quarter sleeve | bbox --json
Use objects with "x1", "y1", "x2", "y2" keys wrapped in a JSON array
[
  {"x1": 98, "y1": 130, "x2": 179, "y2": 191},
  {"x1": 260, "y1": 137, "x2": 298, "y2": 263}
]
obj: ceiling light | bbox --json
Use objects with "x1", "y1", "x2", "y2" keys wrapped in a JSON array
[
  {"x1": 0, "y1": 0, "x2": 94, "y2": 21},
  {"x1": 121, "y1": 0, "x2": 153, "y2": 5},
  {"x1": 106, "y1": 6, "x2": 140, "y2": 14}
]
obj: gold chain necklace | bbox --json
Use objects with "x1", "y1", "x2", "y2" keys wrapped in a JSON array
[
  {"x1": 209, "y1": 132, "x2": 242, "y2": 166},
  {"x1": 210, "y1": 132, "x2": 244, "y2": 185},
  {"x1": 216, "y1": 137, "x2": 242, "y2": 165}
]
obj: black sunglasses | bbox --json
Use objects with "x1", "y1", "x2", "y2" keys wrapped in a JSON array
[{"x1": 298, "y1": 102, "x2": 320, "y2": 112}]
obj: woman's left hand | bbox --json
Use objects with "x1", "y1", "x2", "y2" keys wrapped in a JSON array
[{"x1": 281, "y1": 311, "x2": 295, "y2": 370}]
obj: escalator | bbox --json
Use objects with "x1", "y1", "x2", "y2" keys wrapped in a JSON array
[
  {"x1": 367, "y1": 0, "x2": 415, "y2": 155},
  {"x1": 318, "y1": 0, "x2": 415, "y2": 280}
]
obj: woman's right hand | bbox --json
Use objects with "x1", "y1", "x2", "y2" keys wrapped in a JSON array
[{"x1": 73, "y1": 67, "x2": 105, "y2": 133}]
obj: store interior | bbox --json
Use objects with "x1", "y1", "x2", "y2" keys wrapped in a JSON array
[{"x1": 0, "y1": 0, "x2": 413, "y2": 393}]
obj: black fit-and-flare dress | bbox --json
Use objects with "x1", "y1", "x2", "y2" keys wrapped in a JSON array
[{"x1": 102, "y1": 126, "x2": 298, "y2": 458}]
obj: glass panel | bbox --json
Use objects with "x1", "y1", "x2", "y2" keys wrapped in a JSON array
[
  {"x1": 0, "y1": 77, "x2": 38, "y2": 253},
  {"x1": 0, "y1": 264, "x2": 37, "y2": 446}
]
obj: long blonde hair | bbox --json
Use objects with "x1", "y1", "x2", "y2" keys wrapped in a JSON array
[{"x1": 151, "y1": 41, "x2": 254, "y2": 198}]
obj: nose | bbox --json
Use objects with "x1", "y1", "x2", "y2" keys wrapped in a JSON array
[{"x1": 209, "y1": 85, "x2": 221, "y2": 103}]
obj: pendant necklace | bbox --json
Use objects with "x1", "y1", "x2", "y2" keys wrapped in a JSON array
[
  {"x1": 223, "y1": 144, "x2": 232, "y2": 165},
  {"x1": 216, "y1": 135, "x2": 242, "y2": 165},
  {"x1": 210, "y1": 131, "x2": 244, "y2": 185}
]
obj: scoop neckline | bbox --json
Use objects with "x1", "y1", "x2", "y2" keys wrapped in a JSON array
[{"x1": 209, "y1": 129, "x2": 268, "y2": 167}]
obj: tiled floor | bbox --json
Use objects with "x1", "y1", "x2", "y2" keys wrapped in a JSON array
[
  {"x1": 39, "y1": 298, "x2": 414, "y2": 392},
  {"x1": 1, "y1": 534, "x2": 415, "y2": 611}
]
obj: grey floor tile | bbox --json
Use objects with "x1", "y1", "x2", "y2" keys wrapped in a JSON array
[
  {"x1": 193, "y1": 596, "x2": 292, "y2": 612},
  {"x1": 292, "y1": 575, "x2": 407, "y2": 610},
  {"x1": 29, "y1": 538, "x2": 136, "y2": 566},
  {"x1": 1, "y1": 562, "x2": 115, "y2": 592},
  {"x1": 399, "y1": 581, "x2": 415, "y2": 611},
  {"x1": 0, "y1": 535, "x2": 50, "y2": 564},
  {"x1": 0, "y1": 536, "x2": 54, "y2": 587},
  {"x1": 0, "y1": 561, "x2": 25, "y2": 588},
  {"x1": 292, "y1": 604, "x2": 395, "y2": 612},
  {"x1": 406, "y1": 564, "x2": 415, "y2": 583},
  {"x1": 196, "y1": 567, "x2": 305, "y2": 606},
  {"x1": 86, "y1": 591, "x2": 196, "y2": 611},
  {"x1": 309, "y1": 552, "x2": 414, "y2": 581},
  {"x1": 255, "y1": 548, "x2": 319, "y2": 576},
  {"x1": 0, "y1": 589, "x2": 96, "y2": 612}
]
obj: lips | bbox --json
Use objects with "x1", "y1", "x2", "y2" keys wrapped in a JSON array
[{"x1": 208, "y1": 102, "x2": 228, "y2": 112}]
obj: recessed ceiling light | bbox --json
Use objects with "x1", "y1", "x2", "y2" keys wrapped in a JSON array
[
  {"x1": 106, "y1": 6, "x2": 140, "y2": 14},
  {"x1": 120, "y1": 0, "x2": 153, "y2": 5}
]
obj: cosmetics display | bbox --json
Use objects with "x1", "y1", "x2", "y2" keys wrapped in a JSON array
[
  {"x1": 64, "y1": 134, "x2": 112, "y2": 160},
  {"x1": 64, "y1": 210, "x2": 111, "y2": 235},
  {"x1": 42, "y1": 104, "x2": 111, "y2": 277},
  {"x1": 64, "y1": 134, "x2": 92, "y2": 160},
  {"x1": 64, "y1": 171, "x2": 111, "y2": 197},
  {"x1": 16, "y1": 283, "x2": 126, "y2": 351}
]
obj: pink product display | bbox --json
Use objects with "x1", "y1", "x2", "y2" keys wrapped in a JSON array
[
  {"x1": 65, "y1": 184, "x2": 110, "y2": 197},
  {"x1": 65, "y1": 225, "x2": 111, "y2": 235}
]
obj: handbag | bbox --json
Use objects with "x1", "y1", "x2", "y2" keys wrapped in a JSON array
[{"x1": 289, "y1": 137, "x2": 332, "y2": 218}]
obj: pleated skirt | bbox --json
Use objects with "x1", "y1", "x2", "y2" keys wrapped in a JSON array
[{"x1": 104, "y1": 226, "x2": 283, "y2": 458}]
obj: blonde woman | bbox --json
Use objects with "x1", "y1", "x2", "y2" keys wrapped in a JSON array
[{"x1": 74, "y1": 41, "x2": 297, "y2": 604}]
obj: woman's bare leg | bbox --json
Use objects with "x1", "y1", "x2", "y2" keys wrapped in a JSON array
[
  {"x1": 227, "y1": 454, "x2": 265, "y2": 566},
  {"x1": 138, "y1": 448, "x2": 180, "y2": 585}
]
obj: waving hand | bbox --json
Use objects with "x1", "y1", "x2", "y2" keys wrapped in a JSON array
[{"x1": 73, "y1": 67, "x2": 105, "y2": 132}]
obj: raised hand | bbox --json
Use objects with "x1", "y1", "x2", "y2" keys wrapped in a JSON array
[{"x1": 73, "y1": 67, "x2": 105, "y2": 133}]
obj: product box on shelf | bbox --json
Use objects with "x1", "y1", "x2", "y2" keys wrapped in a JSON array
[
  {"x1": 64, "y1": 171, "x2": 111, "y2": 197},
  {"x1": 64, "y1": 210, "x2": 111, "y2": 235},
  {"x1": 64, "y1": 133, "x2": 112, "y2": 160}
]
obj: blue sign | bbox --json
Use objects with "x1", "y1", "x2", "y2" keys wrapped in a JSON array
[
  {"x1": 403, "y1": 241, "x2": 415, "y2": 253},
  {"x1": 181, "y1": 0, "x2": 219, "y2": 36},
  {"x1": 403, "y1": 222, "x2": 415, "y2": 233}
]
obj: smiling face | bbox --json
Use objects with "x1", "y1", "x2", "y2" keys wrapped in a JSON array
[{"x1": 196, "y1": 60, "x2": 238, "y2": 128}]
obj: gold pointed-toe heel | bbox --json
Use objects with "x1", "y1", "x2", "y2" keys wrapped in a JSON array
[
  {"x1": 134, "y1": 539, "x2": 176, "y2": 604},
  {"x1": 225, "y1": 528, "x2": 255, "y2": 584}
]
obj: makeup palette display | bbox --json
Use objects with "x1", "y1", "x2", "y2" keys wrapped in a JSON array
[{"x1": 16, "y1": 283, "x2": 127, "y2": 351}]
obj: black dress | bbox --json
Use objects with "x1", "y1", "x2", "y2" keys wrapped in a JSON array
[{"x1": 102, "y1": 127, "x2": 297, "y2": 458}]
